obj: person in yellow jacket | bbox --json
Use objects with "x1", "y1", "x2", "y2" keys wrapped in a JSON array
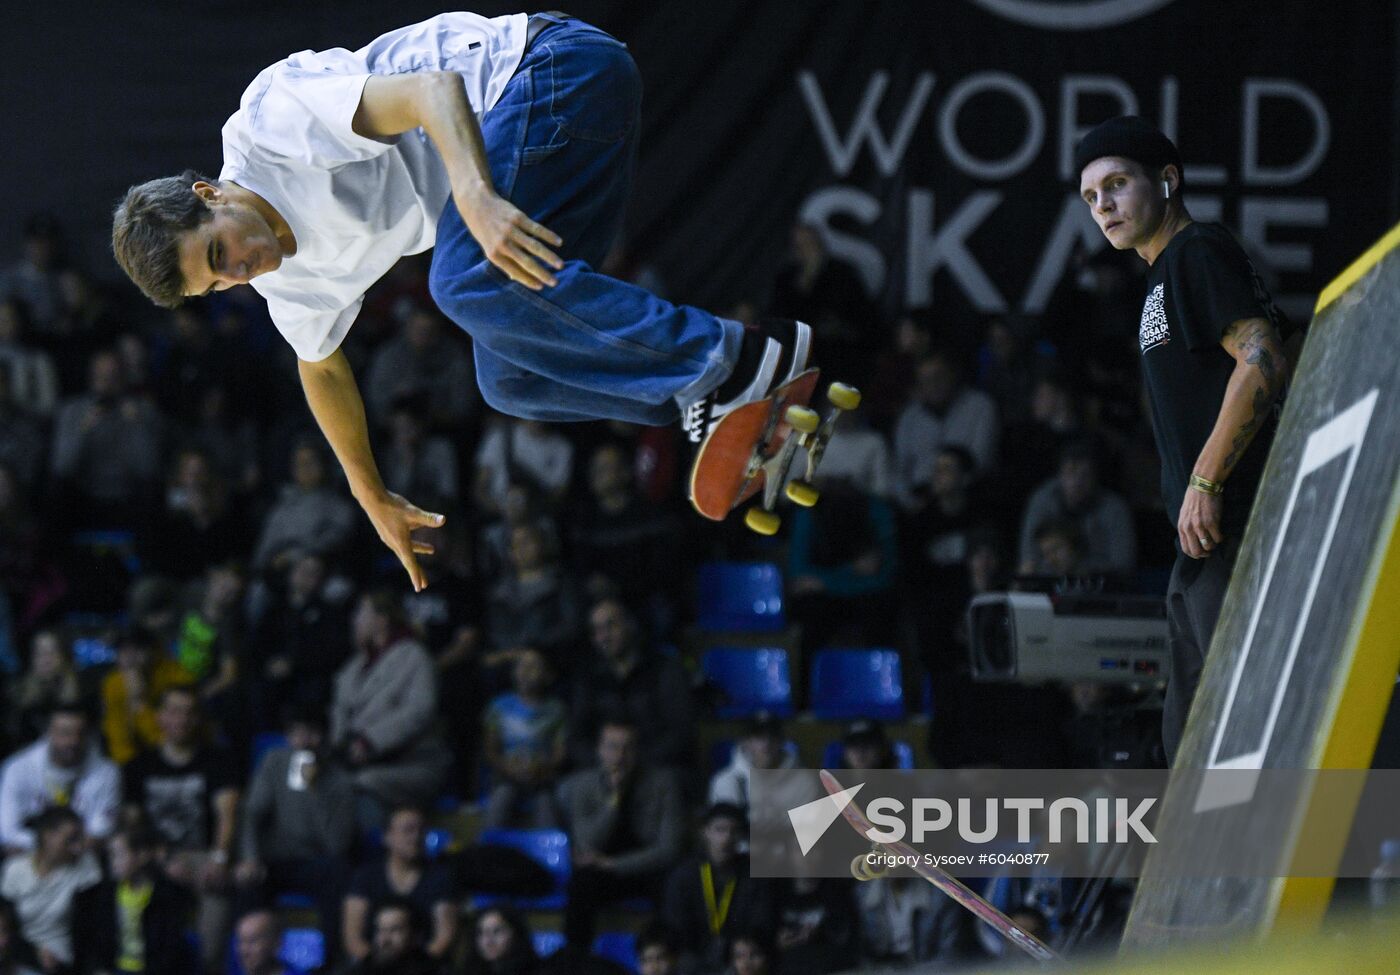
[{"x1": 100, "y1": 628, "x2": 193, "y2": 764}]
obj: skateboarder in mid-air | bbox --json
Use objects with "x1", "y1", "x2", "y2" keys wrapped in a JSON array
[{"x1": 112, "y1": 10, "x2": 812, "y2": 591}]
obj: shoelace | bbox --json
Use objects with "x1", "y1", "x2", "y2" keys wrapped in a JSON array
[{"x1": 683, "y1": 400, "x2": 708, "y2": 443}]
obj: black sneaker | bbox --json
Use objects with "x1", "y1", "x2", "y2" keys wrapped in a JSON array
[{"x1": 682, "y1": 318, "x2": 813, "y2": 446}]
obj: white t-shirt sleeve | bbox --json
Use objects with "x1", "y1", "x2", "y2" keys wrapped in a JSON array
[
  {"x1": 266, "y1": 292, "x2": 364, "y2": 362},
  {"x1": 241, "y1": 53, "x2": 396, "y2": 168}
]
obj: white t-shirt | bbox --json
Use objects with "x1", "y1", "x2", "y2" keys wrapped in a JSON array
[
  {"x1": 220, "y1": 12, "x2": 529, "y2": 361},
  {"x1": 0, "y1": 852, "x2": 102, "y2": 964}
]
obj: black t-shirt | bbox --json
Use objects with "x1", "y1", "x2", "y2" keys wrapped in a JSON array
[
  {"x1": 1138, "y1": 222, "x2": 1288, "y2": 534},
  {"x1": 122, "y1": 745, "x2": 238, "y2": 851},
  {"x1": 348, "y1": 856, "x2": 456, "y2": 938}
]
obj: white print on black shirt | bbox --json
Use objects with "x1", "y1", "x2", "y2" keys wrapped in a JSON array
[{"x1": 1139, "y1": 283, "x2": 1169, "y2": 354}]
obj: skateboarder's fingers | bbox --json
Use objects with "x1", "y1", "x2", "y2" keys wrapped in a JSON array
[
  {"x1": 516, "y1": 214, "x2": 563, "y2": 248},
  {"x1": 411, "y1": 540, "x2": 435, "y2": 556},
  {"x1": 499, "y1": 250, "x2": 553, "y2": 291},
  {"x1": 511, "y1": 227, "x2": 564, "y2": 272}
]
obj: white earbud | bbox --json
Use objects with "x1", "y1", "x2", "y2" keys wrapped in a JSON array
[{"x1": 1162, "y1": 180, "x2": 1171, "y2": 199}]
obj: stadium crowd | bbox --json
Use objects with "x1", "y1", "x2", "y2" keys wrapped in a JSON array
[{"x1": 0, "y1": 212, "x2": 1180, "y2": 974}]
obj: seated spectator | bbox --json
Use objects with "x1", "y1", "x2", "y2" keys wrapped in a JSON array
[
  {"x1": 171, "y1": 561, "x2": 247, "y2": 735},
  {"x1": 99, "y1": 628, "x2": 193, "y2": 765},
  {"x1": 483, "y1": 647, "x2": 567, "y2": 830},
  {"x1": 840, "y1": 720, "x2": 896, "y2": 771},
  {"x1": 234, "y1": 909, "x2": 304, "y2": 975},
  {"x1": 348, "y1": 897, "x2": 443, "y2": 975},
  {"x1": 178, "y1": 382, "x2": 261, "y2": 498},
  {"x1": 1027, "y1": 518, "x2": 1086, "y2": 578},
  {"x1": 567, "y1": 442, "x2": 679, "y2": 613},
  {"x1": 331, "y1": 591, "x2": 452, "y2": 827},
  {"x1": 462, "y1": 906, "x2": 538, "y2": 975},
  {"x1": 0, "y1": 807, "x2": 101, "y2": 973},
  {"x1": 787, "y1": 474, "x2": 898, "y2": 650},
  {"x1": 893, "y1": 351, "x2": 999, "y2": 510},
  {"x1": 246, "y1": 553, "x2": 350, "y2": 735},
  {"x1": 0, "y1": 216, "x2": 63, "y2": 336},
  {"x1": 0, "y1": 897, "x2": 42, "y2": 975},
  {"x1": 251, "y1": 440, "x2": 356, "y2": 573},
  {"x1": 4, "y1": 633, "x2": 81, "y2": 751},
  {"x1": 477, "y1": 481, "x2": 560, "y2": 581},
  {"x1": 708, "y1": 714, "x2": 797, "y2": 815},
  {"x1": 663, "y1": 803, "x2": 777, "y2": 973},
  {"x1": 121, "y1": 685, "x2": 239, "y2": 972},
  {"x1": 867, "y1": 315, "x2": 932, "y2": 432},
  {"x1": 143, "y1": 447, "x2": 250, "y2": 578},
  {"x1": 768, "y1": 222, "x2": 874, "y2": 380},
  {"x1": 364, "y1": 305, "x2": 478, "y2": 432},
  {"x1": 0, "y1": 296, "x2": 58, "y2": 418},
  {"x1": 773, "y1": 877, "x2": 855, "y2": 975},
  {"x1": 343, "y1": 807, "x2": 458, "y2": 966},
  {"x1": 235, "y1": 705, "x2": 356, "y2": 960},
  {"x1": 49, "y1": 347, "x2": 165, "y2": 530},
  {"x1": 569, "y1": 599, "x2": 694, "y2": 771},
  {"x1": 0, "y1": 704, "x2": 119, "y2": 854},
  {"x1": 999, "y1": 370, "x2": 1085, "y2": 506},
  {"x1": 1017, "y1": 441, "x2": 1135, "y2": 576},
  {"x1": 635, "y1": 923, "x2": 680, "y2": 975},
  {"x1": 379, "y1": 395, "x2": 459, "y2": 512},
  {"x1": 71, "y1": 825, "x2": 192, "y2": 975},
  {"x1": 856, "y1": 876, "x2": 963, "y2": 966},
  {"x1": 484, "y1": 524, "x2": 581, "y2": 680},
  {"x1": 0, "y1": 371, "x2": 46, "y2": 499},
  {"x1": 560, "y1": 717, "x2": 684, "y2": 947},
  {"x1": 725, "y1": 933, "x2": 778, "y2": 975},
  {"x1": 474, "y1": 418, "x2": 574, "y2": 517}
]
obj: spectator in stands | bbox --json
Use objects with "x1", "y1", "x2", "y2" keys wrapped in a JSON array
[
  {"x1": 725, "y1": 933, "x2": 778, "y2": 975},
  {"x1": 0, "y1": 215, "x2": 64, "y2": 333},
  {"x1": 0, "y1": 704, "x2": 119, "y2": 853},
  {"x1": 121, "y1": 684, "x2": 238, "y2": 972},
  {"x1": 348, "y1": 897, "x2": 442, "y2": 975},
  {"x1": 568, "y1": 441, "x2": 679, "y2": 614},
  {"x1": 251, "y1": 439, "x2": 356, "y2": 573},
  {"x1": 474, "y1": 418, "x2": 574, "y2": 517},
  {"x1": 0, "y1": 298, "x2": 58, "y2": 419},
  {"x1": 773, "y1": 876, "x2": 855, "y2": 975},
  {"x1": 156, "y1": 305, "x2": 227, "y2": 418},
  {"x1": 0, "y1": 807, "x2": 101, "y2": 972},
  {"x1": 477, "y1": 480, "x2": 561, "y2": 581},
  {"x1": 1000, "y1": 370, "x2": 1087, "y2": 507},
  {"x1": 635, "y1": 923, "x2": 680, "y2": 975},
  {"x1": 235, "y1": 705, "x2": 356, "y2": 959},
  {"x1": 893, "y1": 351, "x2": 999, "y2": 509},
  {"x1": 787, "y1": 474, "x2": 899, "y2": 650},
  {"x1": 171, "y1": 561, "x2": 246, "y2": 733},
  {"x1": 71, "y1": 825, "x2": 192, "y2": 975},
  {"x1": 0, "y1": 897, "x2": 42, "y2": 975},
  {"x1": 1027, "y1": 518, "x2": 1086, "y2": 578},
  {"x1": 792, "y1": 411, "x2": 895, "y2": 500},
  {"x1": 179, "y1": 382, "x2": 261, "y2": 498},
  {"x1": 1017, "y1": 440, "x2": 1135, "y2": 576},
  {"x1": 0, "y1": 371, "x2": 47, "y2": 494},
  {"x1": 99, "y1": 627, "x2": 193, "y2": 765},
  {"x1": 144, "y1": 447, "x2": 249, "y2": 577},
  {"x1": 50, "y1": 347, "x2": 165, "y2": 529},
  {"x1": 708, "y1": 714, "x2": 797, "y2": 815},
  {"x1": 840, "y1": 720, "x2": 895, "y2": 771},
  {"x1": 48, "y1": 270, "x2": 117, "y2": 395},
  {"x1": 234, "y1": 909, "x2": 302, "y2": 975},
  {"x1": 4, "y1": 633, "x2": 81, "y2": 751},
  {"x1": 364, "y1": 306, "x2": 478, "y2": 432},
  {"x1": 561, "y1": 716, "x2": 684, "y2": 947},
  {"x1": 768, "y1": 222, "x2": 874, "y2": 380},
  {"x1": 483, "y1": 647, "x2": 567, "y2": 829},
  {"x1": 569, "y1": 599, "x2": 694, "y2": 771},
  {"x1": 483, "y1": 523, "x2": 581, "y2": 680},
  {"x1": 246, "y1": 553, "x2": 349, "y2": 735},
  {"x1": 343, "y1": 807, "x2": 458, "y2": 966},
  {"x1": 380, "y1": 394, "x2": 459, "y2": 512},
  {"x1": 331, "y1": 591, "x2": 453, "y2": 827},
  {"x1": 663, "y1": 803, "x2": 777, "y2": 972},
  {"x1": 974, "y1": 315, "x2": 1047, "y2": 430},
  {"x1": 856, "y1": 876, "x2": 963, "y2": 966},
  {"x1": 462, "y1": 907, "x2": 538, "y2": 975}
]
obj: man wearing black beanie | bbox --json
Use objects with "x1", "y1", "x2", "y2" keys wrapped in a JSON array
[{"x1": 1076, "y1": 116, "x2": 1294, "y2": 764}]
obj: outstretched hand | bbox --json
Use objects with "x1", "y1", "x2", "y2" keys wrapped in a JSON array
[
  {"x1": 457, "y1": 186, "x2": 563, "y2": 290},
  {"x1": 359, "y1": 490, "x2": 445, "y2": 591}
]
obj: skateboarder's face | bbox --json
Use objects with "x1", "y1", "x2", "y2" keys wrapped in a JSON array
[
  {"x1": 177, "y1": 188, "x2": 284, "y2": 298},
  {"x1": 1079, "y1": 156, "x2": 1167, "y2": 252}
]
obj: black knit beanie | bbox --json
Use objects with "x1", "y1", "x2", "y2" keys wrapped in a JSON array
[{"x1": 1073, "y1": 116, "x2": 1183, "y2": 179}]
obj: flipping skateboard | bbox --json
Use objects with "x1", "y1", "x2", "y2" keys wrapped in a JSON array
[
  {"x1": 819, "y1": 769, "x2": 1062, "y2": 964},
  {"x1": 688, "y1": 369, "x2": 860, "y2": 534}
]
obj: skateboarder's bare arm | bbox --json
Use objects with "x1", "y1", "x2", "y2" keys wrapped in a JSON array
[
  {"x1": 353, "y1": 72, "x2": 564, "y2": 289},
  {"x1": 298, "y1": 350, "x2": 444, "y2": 591}
]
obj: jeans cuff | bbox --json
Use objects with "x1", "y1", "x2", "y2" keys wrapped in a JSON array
[{"x1": 672, "y1": 316, "x2": 743, "y2": 409}]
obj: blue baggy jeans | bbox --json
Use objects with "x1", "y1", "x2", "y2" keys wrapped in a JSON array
[{"x1": 428, "y1": 15, "x2": 742, "y2": 424}]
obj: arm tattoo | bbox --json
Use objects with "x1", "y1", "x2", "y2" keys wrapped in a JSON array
[{"x1": 1220, "y1": 318, "x2": 1286, "y2": 475}]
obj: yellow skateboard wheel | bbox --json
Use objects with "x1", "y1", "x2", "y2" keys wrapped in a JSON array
[
  {"x1": 745, "y1": 507, "x2": 781, "y2": 535},
  {"x1": 828, "y1": 382, "x2": 861, "y2": 411},
  {"x1": 785, "y1": 480, "x2": 820, "y2": 507},
  {"x1": 851, "y1": 853, "x2": 887, "y2": 881},
  {"x1": 785, "y1": 404, "x2": 820, "y2": 433}
]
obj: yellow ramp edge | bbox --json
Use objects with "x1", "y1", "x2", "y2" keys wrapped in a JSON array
[{"x1": 1314, "y1": 220, "x2": 1400, "y2": 314}]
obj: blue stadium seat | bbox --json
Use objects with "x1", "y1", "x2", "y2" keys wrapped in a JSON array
[
  {"x1": 696, "y1": 562, "x2": 786, "y2": 632},
  {"x1": 477, "y1": 828, "x2": 571, "y2": 910},
  {"x1": 226, "y1": 927, "x2": 323, "y2": 975},
  {"x1": 809, "y1": 648, "x2": 905, "y2": 720},
  {"x1": 594, "y1": 931, "x2": 639, "y2": 972},
  {"x1": 820, "y1": 739, "x2": 915, "y2": 770},
  {"x1": 533, "y1": 931, "x2": 566, "y2": 958},
  {"x1": 701, "y1": 648, "x2": 795, "y2": 718}
]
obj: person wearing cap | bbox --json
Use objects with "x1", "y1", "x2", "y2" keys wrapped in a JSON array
[
  {"x1": 708, "y1": 714, "x2": 797, "y2": 814},
  {"x1": 841, "y1": 720, "x2": 895, "y2": 771},
  {"x1": 1076, "y1": 116, "x2": 1293, "y2": 763}
]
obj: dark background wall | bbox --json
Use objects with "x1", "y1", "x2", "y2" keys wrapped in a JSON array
[{"x1": 2, "y1": 0, "x2": 1396, "y2": 328}]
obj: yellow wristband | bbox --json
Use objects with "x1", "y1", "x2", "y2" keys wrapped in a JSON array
[{"x1": 1189, "y1": 474, "x2": 1224, "y2": 496}]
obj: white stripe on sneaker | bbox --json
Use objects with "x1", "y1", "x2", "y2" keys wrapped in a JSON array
[{"x1": 713, "y1": 337, "x2": 781, "y2": 416}]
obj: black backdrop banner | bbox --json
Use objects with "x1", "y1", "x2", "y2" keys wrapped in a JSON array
[{"x1": 3, "y1": 0, "x2": 1394, "y2": 331}]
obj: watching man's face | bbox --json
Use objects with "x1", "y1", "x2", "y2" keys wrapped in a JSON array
[
  {"x1": 373, "y1": 906, "x2": 415, "y2": 962},
  {"x1": 639, "y1": 943, "x2": 677, "y2": 975},
  {"x1": 598, "y1": 724, "x2": 638, "y2": 780},
  {"x1": 47, "y1": 713, "x2": 87, "y2": 768},
  {"x1": 1079, "y1": 156, "x2": 1168, "y2": 252}
]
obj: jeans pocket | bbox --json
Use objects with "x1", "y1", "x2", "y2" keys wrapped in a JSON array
[{"x1": 546, "y1": 39, "x2": 640, "y2": 143}]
